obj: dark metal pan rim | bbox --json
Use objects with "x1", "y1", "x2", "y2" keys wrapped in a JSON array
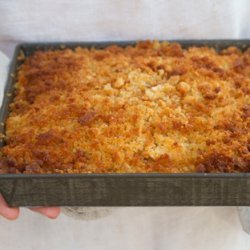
[
  {"x1": 18, "y1": 39, "x2": 250, "y2": 45},
  {"x1": 0, "y1": 173, "x2": 250, "y2": 179},
  {"x1": 15, "y1": 39, "x2": 250, "y2": 57}
]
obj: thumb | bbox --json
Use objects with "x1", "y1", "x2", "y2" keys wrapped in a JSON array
[{"x1": 0, "y1": 194, "x2": 19, "y2": 220}]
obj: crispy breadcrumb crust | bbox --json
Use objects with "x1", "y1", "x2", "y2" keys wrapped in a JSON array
[{"x1": 0, "y1": 41, "x2": 249, "y2": 174}]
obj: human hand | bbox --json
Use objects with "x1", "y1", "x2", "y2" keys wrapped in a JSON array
[{"x1": 0, "y1": 194, "x2": 60, "y2": 220}]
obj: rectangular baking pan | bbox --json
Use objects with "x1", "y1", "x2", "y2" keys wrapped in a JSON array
[{"x1": 0, "y1": 40, "x2": 250, "y2": 207}]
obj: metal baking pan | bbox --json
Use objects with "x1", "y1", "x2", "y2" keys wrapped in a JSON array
[{"x1": 0, "y1": 40, "x2": 249, "y2": 207}]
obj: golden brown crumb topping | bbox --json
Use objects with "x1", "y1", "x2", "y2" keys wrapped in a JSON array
[{"x1": 0, "y1": 41, "x2": 250, "y2": 174}]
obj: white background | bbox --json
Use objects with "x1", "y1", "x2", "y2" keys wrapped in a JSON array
[
  {"x1": 0, "y1": 0, "x2": 250, "y2": 56},
  {"x1": 0, "y1": 0, "x2": 250, "y2": 249}
]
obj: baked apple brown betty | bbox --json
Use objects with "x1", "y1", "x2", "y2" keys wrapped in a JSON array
[{"x1": 0, "y1": 41, "x2": 249, "y2": 173}]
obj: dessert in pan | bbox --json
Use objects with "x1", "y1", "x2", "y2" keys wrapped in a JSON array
[{"x1": 0, "y1": 41, "x2": 249, "y2": 174}]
